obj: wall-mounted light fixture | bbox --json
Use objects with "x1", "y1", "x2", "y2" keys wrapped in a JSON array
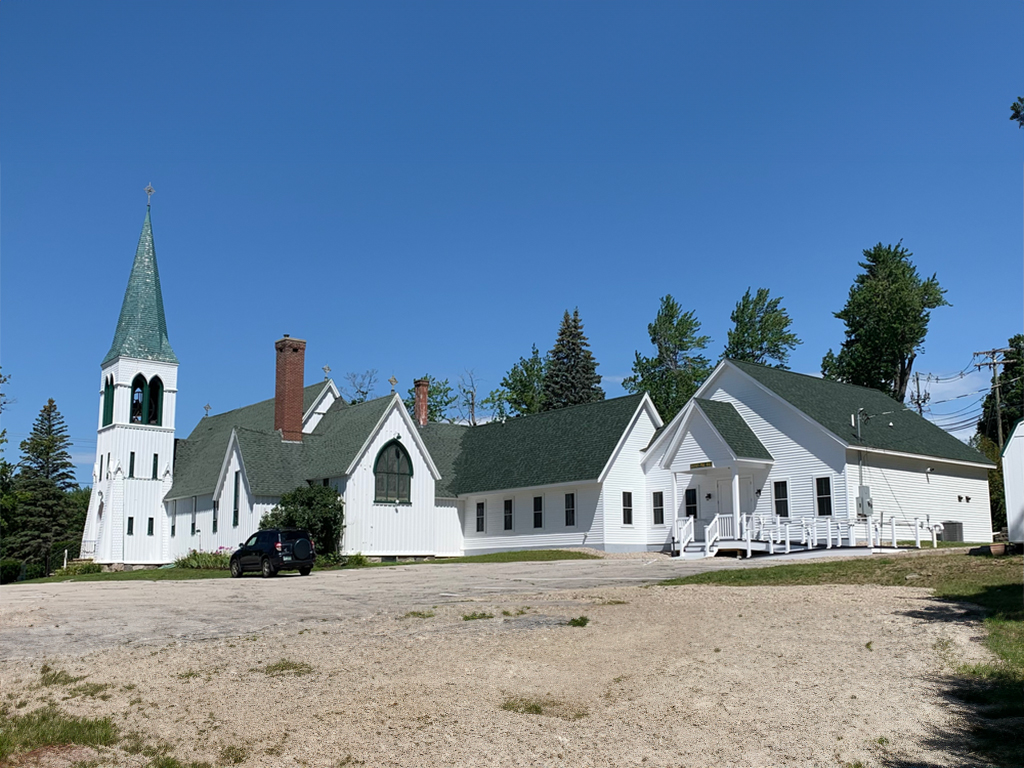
[
  {"x1": 926, "y1": 467, "x2": 934, "y2": 473},
  {"x1": 705, "y1": 493, "x2": 712, "y2": 500},
  {"x1": 965, "y1": 496, "x2": 971, "y2": 503},
  {"x1": 755, "y1": 488, "x2": 762, "y2": 497},
  {"x1": 958, "y1": 495, "x2": 963, "y2": 503}
]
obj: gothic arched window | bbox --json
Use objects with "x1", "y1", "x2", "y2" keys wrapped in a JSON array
[
  {"x1": 374, "y1": 440, "x2": 413, "y2": 504},
  {"x1": 148, "y1": 376, "x2": 163, "y2": 426},
  {"x1": 131, "y1": 374, "x2": 147, "y2": 423}
]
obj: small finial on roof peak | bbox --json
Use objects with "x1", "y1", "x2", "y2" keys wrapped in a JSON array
[{"x1": 145, "y1": 183, "x2": 155, "y2": 206}]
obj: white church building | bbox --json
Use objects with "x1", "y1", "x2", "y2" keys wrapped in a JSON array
[{"x1": 81, "y1": 205, "x2": 995, "y2": 565}]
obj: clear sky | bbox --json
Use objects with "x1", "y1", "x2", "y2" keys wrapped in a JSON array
[{"x1": 2, "y1": 1, "x2": 1021, "y2": 486}]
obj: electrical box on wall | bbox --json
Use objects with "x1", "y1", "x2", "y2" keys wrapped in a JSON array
[{"x1": 856, "y1": 486, "x2": 873, "y2": 516}]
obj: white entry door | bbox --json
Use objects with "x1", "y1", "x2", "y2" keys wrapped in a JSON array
[{"x1": 716, "y1": 479, "x2": 733, "y2": 520}]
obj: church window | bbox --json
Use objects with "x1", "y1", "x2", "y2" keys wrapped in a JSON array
[
  {"x1": 564, "y1": 493, "x2": 575, "y2": 527},
  {"x1": 653, "y1": 491, "x2": 665, "y2": 525},
  {"x1": 98, "y1": 455, "x2": 103, "y2": 481},
  {"x1": 191, "y1": 496, "x2": 197, "y2": 535},
  {"x1": 129, "y1": 452, "x2": 135, "y2": 478},
  {"x1": 475, "y1": 502, "x2": 485, "y2": 533},
  {"x1": 533, "y1": 496, "x2": 543, "y2": 528},
  {"x1": 622, "y1": 492, "x2": 633, "y2": 525},
  {"x1": 152, "y1": 453, "x2": 159, "y2": 480},
  {"x1": 131, "y1": 374, "x2": 147, "y2": 423},
  {"x1": 504, "y1": 499, "x2": 513, "y2": 530},
  {"x1": 374, "y1": 440, "x2": 413, "y2": 504},
  {"x1": 147, "y1": 376, "x2": 163, "y2": 425},
  {"x1": 127, "y1": 517, "x2": 135, "y2": 536},
  {"x1": 171, "y1": 500, "x2": 176, "y2": 537},
  {"x1": 212, "y1": 501, "x2": 219, "y2": 533},
  {"x1": 102, "y1": 376, "x2": 115, "y2": 426},
  {"x1": 147, "y1": 517, "x2": 154, "y2": 536}
]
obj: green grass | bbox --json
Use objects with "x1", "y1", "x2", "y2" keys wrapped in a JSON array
[
  {"x1": 566, "y1": 616, "x2": 590, "y2": 627},
  {"x1": 255, "y1": 659, "x2": 314, "y2": 676},
  {"x1": 401, "y1": 610, "x2": 435, "y2": 619},
  {"x1": 0, "y1": 705, "x2": 118, "y2": 761},
  {"x1": 500, "y1": 695, "x2": 588, "y2": 720},
  {"x1": 462, "y1": 611, "x2": 494, "y2": 621},
  {"x1": 660, "y1": 550, "x2": 1023, "y2": 765},
  {"x1": 448, "y1": 549, "x2": 600, "y2": 563},
  {"x1": 15, "y1": 568, "x2": 231, "y2": 585},
  {"x1": 39, "y1": 665, "x2": 86, "y2": 687}
]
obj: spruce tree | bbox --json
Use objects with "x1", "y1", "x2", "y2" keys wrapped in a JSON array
[
  {"x1": 3, "y1": 474, "x2": 68, "y2": 564},
  {"x1": 19, "y1": 399, "x2": 76, "y2": 491},
  {"x1": 542, "y1": 309, "x2": 604, "y2": 411}
]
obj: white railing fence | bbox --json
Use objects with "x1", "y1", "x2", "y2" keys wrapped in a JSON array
[
  {"x1": 80, "y1": 540, "x2": 97, "y2": 559},
  {"x1": 674, "y1": 516, "x2": 695, "y2": 553},
  {"x1": 704, "y1": 515, "x2": 722, "y2": 548}
]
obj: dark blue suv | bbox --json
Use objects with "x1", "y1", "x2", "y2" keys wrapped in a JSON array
[{"x1": 230, "y1": 528, "x2": 316, "y2": 578}]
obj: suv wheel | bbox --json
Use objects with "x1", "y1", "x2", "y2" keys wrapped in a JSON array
[
  {"x1": 261, "y1": 557, "x2": 275, "y2": 578},
  {"x1": 230, "y1": 558, "x2": 242, "y2": 578},
  {"x1": 298, "y1": 566, "x2": 311, "y2": 576}
]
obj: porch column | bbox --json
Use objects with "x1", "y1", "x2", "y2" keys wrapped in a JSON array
[{"x1": 731, "y1": 467, "x2": 741, "y2": 536}]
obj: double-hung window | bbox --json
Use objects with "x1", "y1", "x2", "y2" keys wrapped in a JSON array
[
  {"x1": 815, "y1": 477, "x2": 833, "y2": 516},
  {"x1": 128, "y1": 452, "x2": 135, "y2": 479},
  {"x1": 152, "y1": 453, "x2": 159, "y2": 480},
  {"x1": 622, "y1": 492, "x2": 633, "y2": 525},
  {"x1": 503, "y1": 499, "x2": 513, "y2": 531},
  {"x1": 533, "y1": 496, "x2": 543, "y2": 528},
  {"x1": 171, "y1": 500, "x2": 176, "y2": 537},
  {"x1": 564, "y1": 493, "x2": 576, "y2": 527},
  {"x1": 476, "y1": 502, "x2": 485, "y2": 533},
  {"x1": 127, "y1": 517, "x2": 135, "y2": 536},
  {"x1": 773, "y1": 481, "x2": 789, "y2": 517},
  {"x1": 147, "y1": 517, "x2": 154, "y2": 536},
  {"x1": 684, "y1": 488, "x2": 698, "y2": 518},
  {"x1": 652, "y1": 491, "x2": 664, "y2": 525},
  {"x1": 212, "y1": 501, "x2": 219, "y2": 534},
  {"x1": 191, "y1": 496, "x2": 197, "y2": 535}
]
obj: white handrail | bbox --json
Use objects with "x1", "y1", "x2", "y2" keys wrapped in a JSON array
[
  {"x1": 705, "y1": 515, "x2": 722, "y2": 548},
  {"x1": 675, "y1": 516, "x2": 695, "y2": 553}
]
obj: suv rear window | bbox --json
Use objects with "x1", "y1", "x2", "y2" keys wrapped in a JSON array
[{"x1": 280, "y1": 530, "x2": 309, "y2": 542}]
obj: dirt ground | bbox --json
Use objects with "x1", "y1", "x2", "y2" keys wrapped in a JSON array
[{"x1": 0, "y1": 571, "x2": 993, "y2": 768}]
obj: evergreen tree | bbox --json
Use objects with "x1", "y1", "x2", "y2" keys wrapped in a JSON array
[
  {"x1": 481, "y1": 345, "x2": 547, "y2": 419},
  {"x1": 821, "y1": 242, "x2": 948, "y2": 401},
  {"x1": 403, "y1": 375, "x2": 458, "y2": 423},
  {"x1": 723, "y1": 287, "x2": 801, "y2": 368},
  {"x1": 977, "y1": 334, "x2": 1023, "y2": 448},
  {"x1": 19, "y1": 399, "x2": 76, "y2": 491},
  {"x1": 3, "y1": 474, "x2": 68, "y2": 564},
  {"x1": 624, "y1": 295, "x2": 712, "y2": 419},
  {"x1": 541, "y1": 309, "x2": 604, "y2": 411}
]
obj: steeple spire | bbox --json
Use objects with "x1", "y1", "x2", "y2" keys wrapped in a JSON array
[{"x1": 102, "y1": 203, "x2": 178, "y2": 365}]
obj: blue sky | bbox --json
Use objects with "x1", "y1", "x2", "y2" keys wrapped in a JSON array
[{"x1": 2, "y1": 1, "x2": 1021, "y2": 485}]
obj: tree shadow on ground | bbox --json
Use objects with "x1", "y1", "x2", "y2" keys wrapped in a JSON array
[{"x1": 882, "y1": 586, "x2": 1024, "y2": 768}]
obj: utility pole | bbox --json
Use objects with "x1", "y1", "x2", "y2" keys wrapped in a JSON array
[
  {"x1": 908, "y1": 371, "x2": 930, "y2": 416},
  {"x1": 975, "y1": 347, "x2": 1012, "y2": 451}
]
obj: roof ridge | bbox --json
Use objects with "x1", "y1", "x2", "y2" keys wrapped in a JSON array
[
  {"x1": 477, "y1": 393, "x2": 644, "y2": 428},
  {"x1": 728, "y1": 358, "x2": 903, "y2": 401}
]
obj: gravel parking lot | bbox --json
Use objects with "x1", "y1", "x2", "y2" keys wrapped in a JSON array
[{"x1": 0, "y1": 556, "x2": 991, "y2": 767}]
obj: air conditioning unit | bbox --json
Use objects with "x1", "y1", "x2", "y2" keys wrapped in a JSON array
[{"x1": 940, "y1": 521, "x2": 963, "y2": 542}]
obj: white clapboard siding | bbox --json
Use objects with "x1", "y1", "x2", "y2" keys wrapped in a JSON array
[
  {"x1": 341, "y1": 403, "x2": 441, "y2": 556},
  {"x1": 460, "y1": 483, "x2": 602, "y2": 554},
  {"x1": 848, "y1": 452, "x2": 992, "y2": 543},
  {"x1": 1006, "y1": 423, "x2": 1024, "y2": 543},
  {"x1": 601, "y1": 404, "x2": 660, "y2": 552},
  {"x1": 701, "y1": 368, "x2": 851, "y2": 520}
]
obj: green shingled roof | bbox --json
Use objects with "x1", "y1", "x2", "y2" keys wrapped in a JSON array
[
  {"x1": 103, "y1": 207, "x2": 178, "y2": 366},
  {"x1": 167, "y1": 383, "x2": 340, "y2": 499},
  {"x1": 728, "y1": 359, "x2": 993, "y2": 466},
  {"x1": 420, "y1": 394, "x2": 646, "y2": 495},
  {"x1": 694, "y1": 398, "x2": 773, "y2": 461}
]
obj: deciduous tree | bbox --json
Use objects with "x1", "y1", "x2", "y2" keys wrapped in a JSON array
[
  {"x1": 342, "y1": 370, "x2": 378, "y2": 404},
  {"x1": 403, "y1": 375, "x2": 458, "y2": 423},
  {"x1": 481, "y1": 345, "x2": 547, "y2": 419},
  {"x1": 821, "y1": 242, "x2": 948, "y2": 401},
  {"x1": 624, "y1": 295, "x2": 711, "y2": 418},
  {"x1": 723, "y1": 287, "x2": 801, "y2": 368},
  {"x1": 542, "y1": 310, "x2": 604, "y2": 411},
  {"x1": 977, "y1": 335, "x2": 1023, "y2": 448},
  {"x1": 261, "y1": 485, "x2": 345, "y2": 556}
]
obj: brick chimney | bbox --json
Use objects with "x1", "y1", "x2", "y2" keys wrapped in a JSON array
[
  {"x1": 414, "y1": 378, "x2": 429, "y2": 427},
  {"x1": 275, "y1": 335, "x2": 306, "y2": 441}
]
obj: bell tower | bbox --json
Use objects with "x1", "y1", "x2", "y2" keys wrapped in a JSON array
[{"x1": 81, "y1": 189, "x2": 179, "y2": 565}]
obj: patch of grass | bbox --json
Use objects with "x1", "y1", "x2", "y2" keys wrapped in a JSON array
[
  {"x1": 39, "y1": 665, "x2": 85, "y2": 687},
  {"x1": 17, "y1": 568, "x2": 231, "y2": 585},
  {"x1": 218, "y1": 744, "x2": 248, "y2": 764},
  {"x1": 148, "y1": 757, "x2": 214, "y2": 768},
  {"x1": 336, "y1": 755, "x2": 365, "y2": 766},
  {"x1": 0, "y1": 705, "x2": 118, "y2": 762},
  {"x1": 256, "y1": 659, "x2": 314, "y2": 676},
  {"x1": 452, "y1": 549, "x2": 601, "y2": 563},
  {"x1": 566, "y1": 616, "x2": 589, "y2": 627},
  {"x1": 500, "y1": 696, "x2": 588, "y2": 720},
  {"x1": 176, "y1": 670, "x2": 202, "y2": 680},
  {"x1": 68, "y1": 682, "x2": 110, "y2": 698},
  {"x1": 875, "y1": 736, "x2": 889, "y2": 746},
  {"x1": 501, "y1": 607, "x2": 529, "y2": 617},
  {"x1": 598, "y1": 599, "x2": 628, "y2": 605},
  {"x1": 865, "y1": 641, "x2": 873, "y2": 652},
  {"x1": 402, "y1": 610, "x2": 435, "y2": 619},
  {"x1": 462, "y1": 612, "x2": 494, "y2": 621}
]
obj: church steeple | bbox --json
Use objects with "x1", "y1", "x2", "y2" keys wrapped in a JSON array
[{"x1": 102, "y1": 204, "x2": 177, "y2": 365}]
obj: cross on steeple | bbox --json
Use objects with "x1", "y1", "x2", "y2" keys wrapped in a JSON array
[
  {"x1": 145, "y1": 184, "x2": 155, "y2": 205},
  {"x1": 322, "y1": 365, "x2": 331, "y2": 380},
  {"x1": 203, "y1": 403, "x2": 211, "y2": 418}
]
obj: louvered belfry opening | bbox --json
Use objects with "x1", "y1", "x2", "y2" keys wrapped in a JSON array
[{"x1": 274, "y1": 335, "x2": 306, "y2": 441}]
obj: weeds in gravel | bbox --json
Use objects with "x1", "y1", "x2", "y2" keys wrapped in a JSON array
[
  {"x1": 218, "y1": 744, "x2": 248, "y2": 764},
  {"x1": 0, "y1": 704, "x2": 118, "y2": 761},
  {"x1": 500, "y1": 696, "x2": 588, "y2": 720},
  {"x1": 865, "y1": 641, "x2": 873, "y2": 651},
  {"x1": 566, "y1": 616, "x2": 589, "y2": 627},
  {"x1": 402, "y1": 610, "x2": 435, "y2": 619},
  {"x1": 176, "y1": 670, "x2": 202, "y2": 681},
  {"x1": 598, "y1": 599, "x2": 628, "y2": 605},
  {"x1": 68, "y1": 682, "x2": 110, "y2": 699},
  {"x1": 462, "y1": 612, "x2": 493, "y2": 621},
  {"x1": 256, "y1": 659, "x2": 314, "y2": 676},
  {"x1": 147, "y1": 757, "x2": 213, "y2": 768},
  {"x1": 39, "y1": 665, "x2": 85, "y2": 687},
  {"x1": 501, "y1": 607, "x2": 528, "y2": 617}
]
